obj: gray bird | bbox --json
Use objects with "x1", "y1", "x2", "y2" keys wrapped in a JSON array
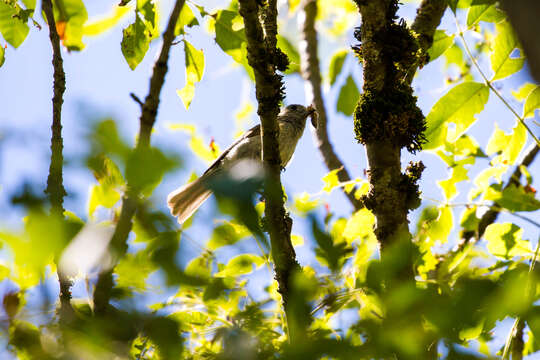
[{"x1": 167, "y1": 104, "x2": 317, "y2": 223}]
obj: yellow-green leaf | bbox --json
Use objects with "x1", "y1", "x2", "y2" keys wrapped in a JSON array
[
  {"x1": 336, "y1": 75, "x2": 359, "y2": 116},
  {"x1": 293, "y1": 192, "x2": 319, "y2": 214},
  {"x1": 486, "y1": 122, "x2": 527, "y2": 165},
  {"x1": 53, "y1": 0, "x2": 88, "y2": 51},
  {"x1": 0, "y1": 1, "x2": 29, "y2": 48},
  {"x1": 84, "y1": 5, "x2": 130, "y2": 36},
  {"x1": 178, "y1": 40, "x2": 204, "y2": 110},
  {"x1": 523, "y1": 86, "x2": 540, "y2": 119},
  {"x1": 428, "y1": 30, "x2": 454, "y2": 62},
  {"x1": 343, "y1": 208, "x2": 375, "y2": 244},
  {"x1": 484, "y1": 223, "x2": 530, "y2": 258},
  {"x1": 121, "y1": 15, "x2": 150, "y2": 70},
  {"x1": 215, "y1": 254, "x2": 264, "y2": 277},
  {"x1": 424, "y1": 82, "x2": 489, "y2": 150},
  {"x1": 512, "y1": 82, "x2": 536, "y2": 102},
  {"x1": 88, "y1": 184, "x2": 121, "y2": 217},
  {"x1": 490, "y1": 21, "x2": 524, "y2": 81},
  {"x1": 322, "y1": 169, "x2": 340, "y2": 193},
  {"x1": 328, "y1": 49, "x2": 348, "y2": 85},
  {"x1": 484, "y1": 184, "x2": 540, "y2": 212},
  {"x1": 466, "y1": 4, "x2": 504, "y2": 27},
  {"x1": 438, "y1": 164, "x2": 469, "y2": 201},
  {"x1": 207, "y1": 222, "x2": 250, "y2": 250}
]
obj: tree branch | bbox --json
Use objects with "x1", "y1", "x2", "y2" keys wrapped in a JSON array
[
  {"x1": 238, "y1": 0, "x2": 306, "y2": 342},
  {"x1": 42, "y1": 0, "x2": 73, "y2": 321},
  {"x1": 406, "y1": 0, "x2": 447, "y2": 84},
  {"x1": 93, "y1": 0, "x2": 185, "y2": 315},
  {"x1": 299, "y1": 0, "x2": 363, "y2": 211}
]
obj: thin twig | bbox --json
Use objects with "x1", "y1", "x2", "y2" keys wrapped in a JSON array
[
  {"x1": 455, "y1": 17, "x2": 540, "y2": 147},
  {"x1": 299, "y1": 0, "x2": 363, "y2": 210},
  {"x1": 42, "y1": 0, "x2": 73, "y2": 320},
  {"x1": 93, "y1": 0, "x2": 186, "y2": 315}
]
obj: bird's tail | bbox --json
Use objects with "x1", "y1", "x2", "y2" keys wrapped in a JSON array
[{"x1": 167, "y1": 172, "x2": 214, "y2": 224}]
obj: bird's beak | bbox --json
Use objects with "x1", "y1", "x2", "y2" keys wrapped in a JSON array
[{"x1": 307, "y1": 104, "x2": 317, "y2": 128}]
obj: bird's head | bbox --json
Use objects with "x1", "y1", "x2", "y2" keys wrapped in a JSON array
[{"x1": 281, "y1": 104, "x2": 318, "y2": 128}]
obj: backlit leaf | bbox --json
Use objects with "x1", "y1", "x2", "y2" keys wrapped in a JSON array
[
  {"x1": 84, "y1": 5, "x2": 130, "y2": 36},
  {"x1": 490, "y1": 21, "x2": 524, "y2": 81},
  {"x1": 424, "y1": 82, "x2": 489, "y2": 150},
  {"x1": 336, "y1": 75, "x2": 359, "y2": 116},
  {"x1": 428, "y1": 30, "x2": 454, "y2": 62},
  {"x1": 0, "y1": 1, "x2": 29, "y2": 48},
  {"x1": 523, "y1": 86, "x2": 540, "y2": 118},
  {"x1": 512, "y1": 83, "x2": 537, "y2": 102},
  {"x1": 328, "y1": 49, "x2": 348, "y2": 85},
  {"x1": 486, "y1": 122, "x2": 526, "y2": 165},
  {"x1": 215, "y1": 254, "x2": 264, "y2": 277},
  {"x1": 485, "y1": 184, "x2": 540, "y2": 212},
  {"x1": 175, "y1": 3, "x2": 199, "y2": 35},
  {"x1": 53, "y1": 0, "x2": 88, "y2": 50},
  {"x1": 0, "y1": 44, "x2": 4, "y2": 67},
  {"x1": 322, "y1": 169, "x2": 340, "y2": 193},
  {"x1": 484, "y1": 223, "x2": 530, "y2": 258},
  {"x1": 207, "y1": 221, "x2": 250, "y2": 250},
  {"x1": 178, "y1": 39, "x2": 204, "y2": 109},
  {"x1": 121, "y1": 15, "x2": 150, "y2": 70},
  {"x1": 277, "y1": 35, "x2": 300, "y2": 74},
  {"x1": 438, "y1": 164, "x2": 469, "y2": 201},
  {"x1": 466, "y1": 4, "x2": 504, "y2": 27}
]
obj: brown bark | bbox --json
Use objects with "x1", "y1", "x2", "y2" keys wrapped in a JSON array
[
  {"x1": 299, "y1": 0, "x2": 363, "y2": 211},
  {"x1": 93, "y1": 0, "x2": 185, "y2": 315}
]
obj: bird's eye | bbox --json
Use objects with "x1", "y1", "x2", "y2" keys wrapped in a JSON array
[{"x1": 289, "y1": 105, "x2": 298, "y2": 110}]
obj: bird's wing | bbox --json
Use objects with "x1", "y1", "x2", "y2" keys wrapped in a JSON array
[{"x1": 204, "y1": 124, "x2": 261, "y2": 175}]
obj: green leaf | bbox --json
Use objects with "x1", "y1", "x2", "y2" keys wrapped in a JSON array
[
  {"x1": 486, "y1": 122, "x2": 526, "y2": 165},
  {"x1": 121, "y1": 15, "x2": 150, "y2": 70},
  {"x1": 214, "y1": 10, "x2": 245, "y2": 62},
  {"x1": 443, "y1": 43, "x2": 467, "y2": 72},
  {"x1": 438, "y1": 164, "x2": 469, "y2": 201},
  {"x1": 174, "y1": 3, "x2": 199, "y2": 35},
  {"x1": 0, "y1": 1, "x2": 29, "y2": 48},
  {"x1": 424, "y1": 82, "x2": 489, "y2": 150},
  {"x1": 137, "y1": 0, "x2": 157, "y2": 36},
  {"x1": 466, "y1": 4, "x2": 504, "y2": 27},
  {"x1": 512, "y1": 83, "x2": 537, "y2": 102},
  {"x1": 485, "y1": 184, "x2": 540, "y2": 212},
  {"x1": 490, "y1": 21, "x2": 524, "y2": 81},
  {"x1": 322, "y1": 168, "x2": 340, "y2": 193},
  {"x1": 53, "y1": 0, "x2": 88, "y2": 51},
  {"x1": 0, "y1": 44, "x2": 4, "y2": 67},
  {"x1": 328, "y1": 49, "x2": 348, "y2": 85},
  {"x1": 484, "y1": 223, "x2": 530, "y2": 258},
  {"x1": 336, "y1": 75, "x2": 359, "y2": 116},
  {"x1": 126, "y1": 147, "x2": 178, "y2": 196},
  {"x1": 178, "y1": 40, "x2": 204, "y2": 110},
  {"x1": 116, "y1": 251, "x2": 156, "y2": 291},
  {"x1": 523, "y1": 86, "x2": 540, "y2": 118},
  {"x1": 343, "y1": 208, "x2": 375, "y2": 244},
  {"x1": 293, "y1": 192, "x2": 319, "y2": 214},
  {"x1": 88, "y1": 183, "x2": 121, "y2": 217},
  {"x1": 207, "y1": 222, "x2": 250, "y2": 250},
  {"x1": 311, "y1": 218, "x2": 353, "y2": 273},
  {"x1": 215, "y1": 254, "x2": 264, "y2": 277},
  {"x1": 427, "y1": 206, "x2": 453, "y2": 243},
  {"x1": 277, "y1": 34, "x2": 300, "y2": 74},
  {"x1": 428, "y1": 30, "x2": 454, "y2": 62},
  {"x1": 83, "y1": 5, "x2": 131, "y2": 37}
]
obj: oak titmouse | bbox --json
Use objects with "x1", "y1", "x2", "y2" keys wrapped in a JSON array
[{"x1": 167, "y1": 104, "x2": 317, "y2": 223}]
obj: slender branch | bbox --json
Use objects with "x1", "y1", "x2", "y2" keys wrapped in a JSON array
[
  {"x1": 238, "y1": 0, "x2": 305, "y2": 342},
  {"x1": 406, "y1": 0, "x2": 447, "y2": 84},
  {"x1": 299, "y1": 0, "x2": 363, "y2": 210},
  {"x1": 455, "y1": 18, "x2": 540, "y2": 147},
  {"x1": 93, "y1": 0, "x2": 185, "y2": 314},
  {"x1": 42, "y1": 0, "x2": 73, "y2": 320}
]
